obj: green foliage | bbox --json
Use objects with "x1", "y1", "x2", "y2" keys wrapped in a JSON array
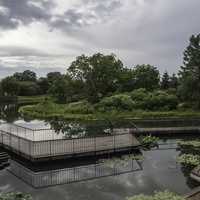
[
  {"x1": 68, "y1": 53, "x2": 124, "y2": 103},
  {"x1": 161, "y1": 71, "x2": 170, "y2": 90},
  {"x1": 127, "y1": 191, "x2": 184, "y2": 200},
  {"x1": 1, "y1": 76, "x2": 20, "y2": 96},
  {"x1": 177, "y1": 154, "x2": 200, "y2": 167},
  {"x1": 0, "y1": 192, "x2": 32, "y2": 200},
  {"x1": 140, "y1": 135, "x2": 159, "y2": 149},
  {"x1": 18, "y1": 81, "x2": 40, "y2": 96},
  {"x1": 47, "y1": 72, "x2": 62, "y2": 84},
  {"x1": 48, "y1": 77, "x2": 70, "y2": 103},
  {"x1": 133, "y1": 64, "x2": 160, "y2": 91},
  {"x1": 14, "y1": 70, "x2": 37, "y2": 82},
  {"x1": 178, "y1": 140, "x2": 200, "y2": 149},
  {"x1": 178, "y1": 34, "x2": 200, "y2": 108},
  {"x1": 96, "y1": 94, "x2": 134, "y2": 112},
  {"x1": 65, "y1": 101, "x2": 94, "y2": 114},
  {"x1": 130, "y1": 89, "x2": 178, "y2": 111}
]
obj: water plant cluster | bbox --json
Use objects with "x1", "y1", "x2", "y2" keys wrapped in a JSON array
[
  {"x1": 127, "y1": 190, "x2": 184, "y2": 200},
  {"x1": 140, "y1": 135, "x2": 159, "y2": 150},
  {"x1": 0, "y1": 192, "x2": 32, "y2": 200},
  {"x1": 177, "y1": 140, "x2": 200, "y2": 167}
]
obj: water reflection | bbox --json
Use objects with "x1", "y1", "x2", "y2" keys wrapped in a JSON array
[{"x1": 8, "y1": 153, "x2": 143, "y2": 188}]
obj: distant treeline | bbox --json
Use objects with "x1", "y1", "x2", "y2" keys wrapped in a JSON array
[{"x1": 0, "y1": 34, "x2": 200, "y2": 110}]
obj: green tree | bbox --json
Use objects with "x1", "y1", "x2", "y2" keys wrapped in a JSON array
[
  {"x1": 37, "y1": 77, "x2": 50, "y2": 94},
  {"x1": 68, "y1": 53, "x2": 124, "y2": 103},
  {"x1": 14, "y1": 70, "x2": 37, "y2": 82},
  {"x1": 133, "y1": 64, "x2": 160, "y2": 91},
  {"x1": 179, "y1": 34, "x2": 200, "y2": 108},
  {"x1": 48, "y1": 77, "x2": 69, "y2": 103},
  {"x1": 1, "y1": 76, "x2": 20, "y2": 96},
  {"x1": 18, "y1": 81, "x2": 40, "y2": 96},
  {"x1": 161, "y1": 71, "x2": 170, "y2": 90},
  {"x1": 47, "y1": 72, "x2": 62, "y2": 84},
  {"x1": 169, "y1": 73, "x2": 178, "y2": 89},
  {"x1": 118, "y1": 68, "x2": 135, "y2": 92}
]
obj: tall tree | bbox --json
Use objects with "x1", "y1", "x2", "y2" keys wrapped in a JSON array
[
  {"x1": 179, "y1": 34, "x2": 200, "y2": 108},
  {"x1": 13, "y1": 70, "x2": 37, "y2": 82},
  {"x1": 1, "y1": 76, "x2": 20, "y2": 96},
  {"x1": 161, "y1": 71, "x2": 170, "y2": 90},
  {"x1": 47, "y1": 72, "x2": 62, "y2": 84},
  {"x1": 68, "y1": 53, "x2": 123, "y2": 103},
  {"x1": 133, "y1": 64, "x2": 160, "y2": 91},
  {"x1": 169, "y1": 73, "x2": 178, "y2": 89}
]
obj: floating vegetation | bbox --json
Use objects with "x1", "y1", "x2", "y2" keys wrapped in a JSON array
[
  {"x1": 100, "y1": 154, "x2": 144, "y2": 168},
  {"x1": 0, "y1": 192, "x2": 32, "y2": 200},
  {"x1": 177, "y1": 154, "x2": 200, "y2": 167},
  {"x1": 178, "y1": 140, "x2": 200, "y2": 150},
  {"x1": 177, "y1": 139, "x2": 200, "y2": 168},
  {"x1": 140, "y1": 135, "x2": 159, "y2": 150},
  {"x1": 127, "y1": 190, "x2": 184, "y2": 200}
]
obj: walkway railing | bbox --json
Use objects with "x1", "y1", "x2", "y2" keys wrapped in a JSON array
[{"x1": 0, "y1": 123, "x2": 140, "y2": 160}]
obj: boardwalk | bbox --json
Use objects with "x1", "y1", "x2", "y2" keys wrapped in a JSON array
[
  {"x1": 0, "y1": 123, "x2": 140, "y2": 160},
  {"x1": 185, "y1": 187, "x2": 200, "y2": 200}
]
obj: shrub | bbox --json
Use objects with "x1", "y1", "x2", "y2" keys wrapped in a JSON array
[
  {"x1": 130, "y1": 89, "x2": 178, "y2": 111},
  {"x1": 146, "y1": 91, "x2": 178, "y2": 111},
  {"x1": 96, "y1": 94, "x2": 134, "y2": 112},
  {"x1": 65, "y1": 101, "x2": 94, "y2": 114}
]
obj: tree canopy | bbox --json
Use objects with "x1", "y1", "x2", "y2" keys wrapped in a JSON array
[{"x1": 179, "y1": 34, "x2": 200, "y2": 108}]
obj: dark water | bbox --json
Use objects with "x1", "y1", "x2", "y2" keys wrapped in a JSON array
[{"x1": 0, "y1": 102, "x2": 199, "y2": 199}]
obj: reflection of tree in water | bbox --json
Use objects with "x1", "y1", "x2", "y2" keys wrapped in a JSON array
[
  {"x1": 0, "y1": 103, "x2": 19, "y2": 122},
  {"x1": 48, "y1": 117, "x2": 114, "y2": 138}
]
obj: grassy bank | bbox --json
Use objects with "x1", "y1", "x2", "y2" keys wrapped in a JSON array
[
  {"x1": 17, "y1": 95, "x2": 48, "y2": 104},
  {"x1": 19, "y1": 101, "x2": 200, "y2": 121}
]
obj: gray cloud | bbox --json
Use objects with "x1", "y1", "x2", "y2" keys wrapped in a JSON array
[
  {"x1": 0, "y1": 0, "x2": 200, "y2": 78},
  {"x1": 50, "y1": 0, "x2": 121, "y2": 32},
  {"x1": 0, "y1": 0, "x2": 54, "y2": 30},
  {"x1": 0, "y1": 64, "x2": 65, "y2": 79}
]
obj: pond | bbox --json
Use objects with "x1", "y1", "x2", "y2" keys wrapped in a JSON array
[{"x1": 0, "y1": 102, "x2": 199, "y2": 199}]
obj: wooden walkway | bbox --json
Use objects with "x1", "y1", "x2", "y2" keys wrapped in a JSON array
[{"x1": 185, "y1": 187, "x2": 200, "y2": 200}]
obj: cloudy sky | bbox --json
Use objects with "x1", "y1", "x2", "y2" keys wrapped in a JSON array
[{"x1": 0, "y1": 0, "x2": 199, "y2": 78}]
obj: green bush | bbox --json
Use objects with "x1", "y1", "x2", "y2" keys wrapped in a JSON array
[
  {"x1": 96, "y1": 94, "x2": 134, "y2": 112},
  {"x1": 65, "y1": 101, "x2": 94, "y2": 114},
  {"x1": 127, "y1": 191, "x2": 184, "y2": 200},
  {"x1": 130, "y1": 89, "x2": 178, "y2": 111}
]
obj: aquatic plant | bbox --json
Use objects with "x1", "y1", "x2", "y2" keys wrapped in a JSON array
[
  {"x1": 178, "y1": 140, "x2": 200, "y2": 149},
  {"x1": 177, "y1": 154, "x2": 200, "y2": 167},
  {"x1": 127, "y1": 190, "x2": 184, "y2": 200},
  {"x1": 140, "y1": 135, "x2": 159, "y2": 149},
  {"x1": 0, "y1": 192, "x2": 32, "y2": 200}
]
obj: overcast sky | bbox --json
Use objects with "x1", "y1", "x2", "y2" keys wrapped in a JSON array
[{"x1": 0, "y1": 0, "x2": 200, "y2": 78}]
